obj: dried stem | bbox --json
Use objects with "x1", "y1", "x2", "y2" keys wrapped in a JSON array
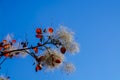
[
  {"x1": 0, "y1": 37, "x2": 53, "y2": 67},
  {"x1": 0, "y1": 57, "x2": 7, "y2": 67}
]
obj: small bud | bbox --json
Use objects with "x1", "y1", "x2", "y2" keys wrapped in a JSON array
[
  {"x1": 33, "y1": 47, "x2": 38, "y2": 53},
  {"x1": 36, "y1": 28, "x2": 42, "y2": 34},
  {"x1": 60, "y1": 47, "x2": 66, "y2": 54},
  {"x1": 12, "y1": 40, "x2": 16, "y2": 43},
  {"x1": 48, "y1": 28, "x2": 53, "y2": 33},
  {"x1": 21, "y1": 42, "x2": 24, "y2": 45},
  {"x1": 55, "y1": 59, "x2": 61, "y2": 63},
  {"x1": 4, "y1": 53, "x2": 10, "y2": 57},
  {"x1": 36, "y1": 34, "x2": 43, "y2": 38},
  {"x1": 43, "y1": 29, "x2": 47, "y2": 33},
  {"x1": 23, "y1": 44, "x2": 27, "y2": 48},
  {"x1": 3, "y1": 40, "x2": 7, "y2": 43},
  {"x1": 35, "y1": 64, "x2": 42, "y2": 72},
  {"x1": 3, "y1": 44, "x2": 10, "y2": 49}
]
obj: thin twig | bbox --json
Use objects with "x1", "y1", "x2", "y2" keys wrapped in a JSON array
[
  {"x1": 0, "y1": 57, "x2": 7, "y2": 66},
  {"x1": 0, "y1": 36, "x2": 52, "y2": 66}
]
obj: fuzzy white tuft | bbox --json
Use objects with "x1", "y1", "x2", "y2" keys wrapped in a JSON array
[
  {"x1": 62, "y1": 63, "x2": 75, "y2": 74},
  {"x1": 5, "y1": 34, "x2": 13, "y2": 42},
  {"x1": 54, "y1": 26, "x2": 80, "y2": 54},
  {"x1": 65, "y1": 42, "x2": 80, "y2": 54},
  {"x1": 56, "y1": 26, "x2": 74, "y2": 43},
  {"x1": 3, "y1": 34, "x2": 28, "y2": 57},
  {"x1": 43, "y1": 49, "x2": 64, "y2": 69}
]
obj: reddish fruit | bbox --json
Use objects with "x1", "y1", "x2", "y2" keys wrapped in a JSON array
[
  {"x1": 35, "y1": 65, "x2": 42, "y2": 72},
  {"x1": 33, "y1": 47, "x2": 38, "y2": 53},
  {"x1": 3, "y1": 44, "x2": 10, "y2": 49},
  {"x1": 60, "y1": 47, "x2": 66, "y2": 54},
  {"x1": 4, "y1": 53, "x2": 10, "y2": 57},
  {"x1": 55, "y1": 59, "x2": 61, "y2": 63},
  {"x1": 36, "y1": 28, "x2": 42, "y2": 34},
  {"x1": 48, "y1": 28, "x2": 53, "y2": 33},
  {"x1": 36, "y1": 34, "x2": 43, "y2": 38},
  {"x1": 3, "y1": 40, "x2": 7, "y2": 43},
  {"x1": 12, "y1": 40, "x2": 16, "y2": 43}
]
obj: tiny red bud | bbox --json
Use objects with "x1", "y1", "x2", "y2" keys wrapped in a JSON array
[
  {"x1": 3, "y1": 44, "x2": 10, "y2": 49},
  {"x1": 35, "y1": 65, "x2": 42, "y2": 72},
  {"x1": 12, "y1": 40, "x2": 16, "y2": 43},
  {"x1": 55, "y1": 59, "x2": 61, "y2": 63},
  {"x1": 33, "y1": 47, "x2": 38, "y2": 53},
  {"x1": 36, "y1": 28, "x2": 42, "y2": 34},
  {"x1": 60, "y1": 47, "x2": 66, "y2": 54},
  {"x1": 3, "y1": 40, "x2": 7, "y2": 43},
  {"x1": 48, "y1": 28, "x2": 53, "y2": 33},
  {"x1": 36, "y1": 34, "x2": 43, "y2": 38},
  {"x1": 4, "y1": 53, "x2": 10, "y2": 57}
]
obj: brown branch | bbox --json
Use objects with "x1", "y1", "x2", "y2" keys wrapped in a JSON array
[
  {"x1": 0, "y1": 37, "x2": 57, "y2": 67},
  {"x1": 0, "y1": 38, "x2": 51, "y2": 57}
]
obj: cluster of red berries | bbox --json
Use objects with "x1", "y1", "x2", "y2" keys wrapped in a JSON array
[
  {"x1": 35, "y1": 27, "x2": 53, "y2": 38},
  {"x1": 0, "y1": 27, "x2": 67, "y2": 72},
  {"x1": 0, "y1": 39, "x2": 16, "y2": 57}
]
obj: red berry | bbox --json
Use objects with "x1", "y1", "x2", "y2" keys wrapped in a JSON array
[
  {"x1": 55, "y1": 59, "x2": 61, "y2": 63},
  {"x1": 3, "y1": 44, "x2": 10, "y2": 49},
  {"x1": 48, "y1": 28, "x2": 53, "y2": 33},
  {"x1": 35, "y1": 65, "x2": 42, "y2": 72},
  {"x1": 33, "y1": 47, "x2": 38, "y2": 53},
  {"x1": 36, "y1": 28, "x2": 42, "y2": 34},
  {"x1": 60, "y1": 47, "x2": 66, "y2": 54},
  {"x1": 3, "y1": 40, "x2": 7, "y2": 43},
  {"x1": 4, "y1": 53, "x2": 10, "y2": 57},
  {"x1": 36, "y1": 34, "x2": 43, "y2": 38},
  {"x1": 12, "y1": 40, "x2": 16, "y2": 43}
]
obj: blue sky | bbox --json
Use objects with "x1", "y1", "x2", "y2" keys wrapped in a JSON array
[{"x1": 0, "y1": 0, "x2": 120, "y2": 80}]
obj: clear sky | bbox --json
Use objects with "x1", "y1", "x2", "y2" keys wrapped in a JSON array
[{"x1": 0, "y1": 0, "x2": 120, "y2": 80}]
